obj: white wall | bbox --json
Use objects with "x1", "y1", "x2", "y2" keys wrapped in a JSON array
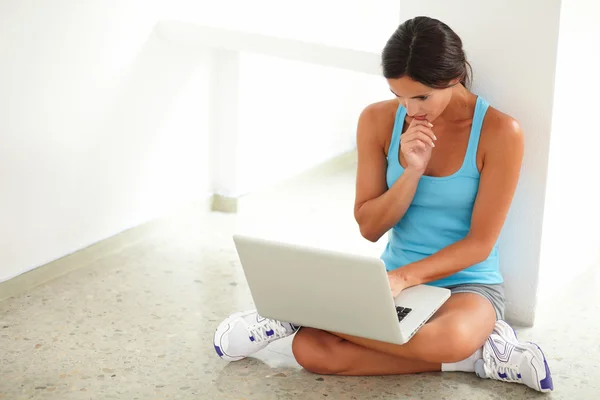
[
  {"x1": 165, "y1": 0, "x2": 400, "y2": 53},
  {"x1": 0, "y1": 1, "x2": 213, "y2": 282},
  {"x1": 399, "y1": 0, "x2": 562, "y2": 325},
  {"x1": 161, "y1": 0, "x2": 399, "y2": 196},
  {"x1": 0, "y1": 0, "x2": 398, "y2": 282},
  {"x1": 236, "y1": 55, "x2": 386, "y2": 195},
  {"x1": 539, "y1": 0, "x2": 600, "y2": 299}
]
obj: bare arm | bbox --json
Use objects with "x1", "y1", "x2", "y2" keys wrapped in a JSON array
[
  {"x1": 354, "y1": 103, "x2": 434, "y2": 242},
  {"x1": 390, "y1": 115, "x2": 524, "y2": 287}
]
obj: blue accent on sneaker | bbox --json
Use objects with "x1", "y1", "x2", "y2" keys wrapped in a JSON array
[
  {"x1": 266, "y1": 329, "x2": 274, "y2": 336},
  {"x1": 214, "y1": 345, "x2": 224, "y2": 357},
  {"x1": 517, "y1": 373, "x2": 522, "y2": 379},
  {"x1": 249, "y1": 336, "x2": 255, "y2": 342},
  {"x1": 498, "y1": 372, "x2": 508, "y2": 379},
  {"x1": 534, "y1": 343, "x2": 554, "y2": 390},
  {"x1": 540, "y1": 358, "x2": 554, "y2": 391},
  {"x1": 532, "y1": 343, "x2": 554, "y2": 391}
]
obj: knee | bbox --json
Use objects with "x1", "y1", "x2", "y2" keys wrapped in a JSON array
[
  {"x1": 291, "y1": 328, "x2": 342, "y2": 375},
  {"x1": 442, "y1": 322, "x2": 487, "y2": 362}
]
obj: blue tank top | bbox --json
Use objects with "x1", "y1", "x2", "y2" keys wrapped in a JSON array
[{"x1": 380, "y1": 96, "x2": 503, "y2": 287}]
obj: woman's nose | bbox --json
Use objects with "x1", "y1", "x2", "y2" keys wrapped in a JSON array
[{"x1": 405, "y1": 101, "x2": 419, "y2": 116}]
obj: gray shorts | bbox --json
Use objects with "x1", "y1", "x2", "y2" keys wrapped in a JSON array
[{"x1": 445, "y1": 283, "x2": 505, "y2": 320}]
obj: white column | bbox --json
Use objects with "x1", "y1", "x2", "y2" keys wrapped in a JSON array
[
  {"x1": 399, "y1": 0, "x2": 562, "y2": 325},
  {"x1": 539, "y1": 0, "x2": 600, "y2": 299},
  {"x1": 209, "y1": 49, "x2": 242, "y2": 212}
]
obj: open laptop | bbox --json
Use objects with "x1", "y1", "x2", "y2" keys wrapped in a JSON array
[{"x1": 232, "y1": 234, "x2": 450, "y2": 345}]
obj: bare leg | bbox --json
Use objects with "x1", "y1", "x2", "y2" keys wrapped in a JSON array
[
  {"x1": 330, "y1": 293, "x2": 496, "y2": 363},
  {"x1": 292, "y1": 293, "x2": 496, "y2": 375},
  {"x1": 292, "y1": 327, "x2": 440, "y2": 375}
]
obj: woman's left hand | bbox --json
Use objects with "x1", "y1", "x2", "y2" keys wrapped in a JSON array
[{"x1": 387, "y1": 271, "x2": 408, "y2": 298}]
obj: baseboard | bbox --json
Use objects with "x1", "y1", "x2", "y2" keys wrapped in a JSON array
[
  {"x1": 211, "y1": 194, "x2": 238, "y2": 213},
  {"x1": 212, "y1": 149, "x2": 357, "y2": 210},
  {"x1": 0, "y1": 197, "x2": 213, "y2": 302},
  {"x1": 277, "y1": 149, "x2": 357, "y2": 185}
]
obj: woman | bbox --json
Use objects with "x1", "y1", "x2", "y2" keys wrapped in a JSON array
[{"x1": 213, "y1": 16, "x2": 553, "y2": 393}]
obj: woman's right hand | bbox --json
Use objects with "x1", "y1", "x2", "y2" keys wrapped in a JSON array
[{"x1": 400, "y1": 119, "x2": 436, "y2": 174}]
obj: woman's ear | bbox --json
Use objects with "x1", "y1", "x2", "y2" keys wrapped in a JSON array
[{"x1": 449, "y1": 77, "x2": 461, "y2": 87}]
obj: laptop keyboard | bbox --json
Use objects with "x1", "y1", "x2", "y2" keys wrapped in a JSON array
[{"x1": 396, "y1": 306, "x2": 412, "y2": 322}]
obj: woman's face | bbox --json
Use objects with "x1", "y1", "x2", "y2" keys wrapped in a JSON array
[{"x1": 387, "y1": 76, "x2": 456, "y2": 122}]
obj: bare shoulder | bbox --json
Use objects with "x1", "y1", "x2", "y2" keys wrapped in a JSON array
[
  {"x1": 480, "y1": 106, "x2": 524, "y2": 158},
  {"x1": 357, "y1": 99, "x2": 399, "y2": 152}
]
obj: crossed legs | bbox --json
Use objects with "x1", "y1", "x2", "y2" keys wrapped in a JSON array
[{"x1": 291, "y1": 292, "x2": 496, "y2": 375}]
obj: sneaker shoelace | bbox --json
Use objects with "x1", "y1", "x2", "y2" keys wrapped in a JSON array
[
  {"x1": 247, "y1": 319, "x2": 290, "y2": 343},
  {"x1": 484, "y1": 352, "x2": 522, "y2": 382}
]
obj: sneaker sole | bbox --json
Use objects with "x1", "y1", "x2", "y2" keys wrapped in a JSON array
[{"x1": 213, "y1": 311, "x2": 249, "y2": 362}]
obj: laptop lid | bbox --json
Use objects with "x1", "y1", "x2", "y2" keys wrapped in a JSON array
[{"x1": 233, "y1": 233, "x2": 407, "y2": 343}]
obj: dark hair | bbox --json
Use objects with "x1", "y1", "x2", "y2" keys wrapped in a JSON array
[{"x1": 382, "y1": 16, "x2": 472, "y2": 89}]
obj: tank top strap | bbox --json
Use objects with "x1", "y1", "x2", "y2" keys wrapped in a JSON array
[
  {"x1": 388, "y1": 103, "x2": 407, "y2": 166},
  {"x1": 464, "y1": 96, "x2": 490, "y2": 175}
]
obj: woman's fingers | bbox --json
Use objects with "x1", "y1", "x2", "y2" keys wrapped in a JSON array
[
  {"x1": 403, "y1": 139, "x2": 429, "y2": 152},
  {"x1": 402, "y1": 123, "x2": 437, "y2": 145},
  {"x1": 408, "y1": 120, "x2": 436, "y2": 141},
  {"x1": 402, "y1": 132, "x2": 435, "y2": 148}
]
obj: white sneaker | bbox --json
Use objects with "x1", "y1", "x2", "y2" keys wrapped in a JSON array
[
  {"x1": 493, "y1": 320, "x2": 519, "y2": 341},
  {"x1": 475, "y1": 329, "x2": 554, "y2": 393},
  {"x1": 213, "y1": 309, "x2": 299, "y2": 361}
]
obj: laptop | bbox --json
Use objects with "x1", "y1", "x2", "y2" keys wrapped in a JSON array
[{"x1": 232, "y1": 234, "x2": 451, "y2": 345}]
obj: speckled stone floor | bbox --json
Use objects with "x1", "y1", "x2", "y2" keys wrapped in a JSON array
[{"x1": 1, "y1": 157, "x2": 599, "y2": 399}]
